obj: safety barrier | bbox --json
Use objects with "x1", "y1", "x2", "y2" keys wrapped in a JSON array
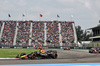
[{"x1": 0, "y1": 46, "x2": 93, "y2": 49}]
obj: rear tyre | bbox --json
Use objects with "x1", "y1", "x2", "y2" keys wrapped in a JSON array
[
  {"x1": 31, "y1": 54, "x2": 36, "y2": 59},
  {"x1": 89, "y1": 51, "x2": 91, "y2": 53}
]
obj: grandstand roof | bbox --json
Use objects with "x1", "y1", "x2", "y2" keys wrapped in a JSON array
[{"x1": 87, "y1": 25, "x2": 100, "y2": 30}]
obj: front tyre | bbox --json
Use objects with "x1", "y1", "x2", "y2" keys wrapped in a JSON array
[
  {"x1": 89, "y1": 51, "x2": 91, "y2": 53},
  {"x1": 16, "y1": 54, "x2": 20, "y2": 58},
  {"x1": 52, "y1": 54, "x2": 58, "y2": 59},
  {"x1": 93, "y1": 50, "x2": 95, "y2": 53}
]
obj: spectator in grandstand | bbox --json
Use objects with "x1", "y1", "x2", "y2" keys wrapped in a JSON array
[
  {"x1": 0, "y1": 21, "x2": 74, "y2": 47},
  {"x1": 61, "y1": 22, "x2": 74, "y2": 46},
  {"x1": 31, "y1": 22, "x2": 44, "y2": 46},
  {"x1": 1, "y1": 21, "x2": 16, "y2": 46},
  {"x1": 46, "y1": 22, "x2": 59, "y2": 47}
]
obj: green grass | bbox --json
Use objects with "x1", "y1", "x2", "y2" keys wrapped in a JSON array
[{"x1": 0, "y1": 49, "x2": 39, "y2": 58}]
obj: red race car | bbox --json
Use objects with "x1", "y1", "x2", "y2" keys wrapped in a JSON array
[
  {"x1": 35, "y1": 45, "x2": 43, "y2": 50},
  {"x1": 89, "y1": 48, "x2": 100, "y2": 53}
]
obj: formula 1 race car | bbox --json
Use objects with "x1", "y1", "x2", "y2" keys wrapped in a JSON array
[
  {"x1": 63, "y1": 47, "x2": 70, "y2": 50},
  {"x1": 16, "y1": 50, "x2": 58, "y2": 59},
  {"x1": 35, "y1": 50, "x2": 58, "y2": 59},
  {"x1": 89, "y1": 48, "x2": 100, "y2": 53}
]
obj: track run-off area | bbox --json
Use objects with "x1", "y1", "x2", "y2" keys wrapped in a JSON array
[{"x1": 0, "y1": 49, "x2": 100, "y2": 65}]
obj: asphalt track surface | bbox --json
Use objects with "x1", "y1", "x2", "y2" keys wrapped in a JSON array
[{"x1": 0, "y1": 49, "x2": 100, "y2": 65}]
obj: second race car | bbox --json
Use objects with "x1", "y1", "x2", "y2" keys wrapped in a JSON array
[
  {"x1": 89, "y1": 48, "x2": 100, "y2": 53},
  {"x1": 63, "y1": 47, "x2": 70, "y2": 50}
]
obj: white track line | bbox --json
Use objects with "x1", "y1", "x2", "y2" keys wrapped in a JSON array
[{"x1": 0, "y1": 58, "x2": 19, "y2": 59}]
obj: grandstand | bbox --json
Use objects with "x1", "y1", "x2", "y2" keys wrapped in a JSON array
[{"x1": 0, "y1": 20, "x2": 77, "y2": 47}]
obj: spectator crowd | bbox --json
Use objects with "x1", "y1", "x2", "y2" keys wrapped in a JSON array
[
  {"x1": 16, "y1": 21, "x2": 30, "y2": 46},
  {"x1": 0, "y1": 21, "x2": 75, "y2": 47},
  {"x1": 61, "y1": 22, "x2": 74, "y2": 46},
  {"x1": 31, "y1": 22, "x2": 44, "y2": 47},
  {"x1": 1, "y1": 21, "x2": 16, "y2": 46},
  {"x1": 46, "y1": 22, "x2": 59, "y2": 46}
]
